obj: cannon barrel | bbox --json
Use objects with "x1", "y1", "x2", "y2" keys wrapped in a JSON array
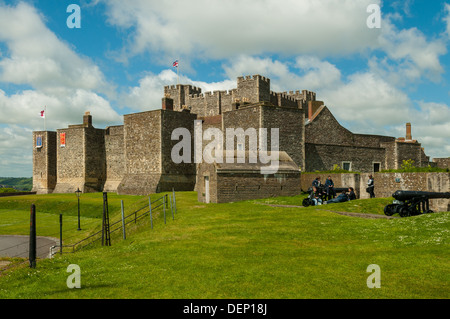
[
  {"x1": 385, "y1": 190, "x2": 449, "y2": 218},
  {"x1": 392, "y1": 190, "x2": 450, "y2": 201}
]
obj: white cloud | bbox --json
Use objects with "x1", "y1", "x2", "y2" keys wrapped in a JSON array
[
  {"x1": 321, "y1": 72, "x2": 412, "y2": 128},
  {"x1": 0, "y1": 2, "x2": 109, "y2": 93},
  {"x1": 0, "y1": 2, "x2": 122, "y2": 127},
  {"x1": 0, "y1": 125, "x2": 32, "y2": 177},
  {"x1": 121, "y1": 69, "x2": 235, "y2": 111},
  {"x1": 372, "y1": 17, "x2": 447, "y2": 84},
  {"x1": 0, "y1": 2, "x2": 122, "y2": 176},
  {"x1": 445, "y1": 3, "x2": 450, "y2": 37},
  {"x1": 406, "y1": 101, "x2": 450, "y2": 159},
  {"x1": 102, "y1": 0, "x2": 381, "y2": 60}
]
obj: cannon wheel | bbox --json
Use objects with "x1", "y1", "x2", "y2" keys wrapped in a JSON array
[
  {"x1": 399, "y1": 207, "x2": 411, "y2": 218},
  {"x1": 384, "y1": 204, "x2": 395, "y2": 216},
  {"x1": 302, "y1": 198, "x2": 311, "y2": 207},
  {"x1": 425, "y1": 210, "x2": 434, "y2": 214}
]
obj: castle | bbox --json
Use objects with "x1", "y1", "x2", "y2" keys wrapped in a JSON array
[{"x1": 32, "y1": 74, "x2": 437, "y2": 203}]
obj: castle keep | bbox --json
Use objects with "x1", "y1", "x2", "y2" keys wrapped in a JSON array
[{"x1": 32, "y1": 75, "x2": 435, "y2": 203}]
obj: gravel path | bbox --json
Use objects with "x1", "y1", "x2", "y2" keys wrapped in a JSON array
[
  {"x1": 0, "y1": 235, "x2": 59, "y2": 259},
  {"x1": 256, "y1": 203, "x2": 398, "y2": 219}
]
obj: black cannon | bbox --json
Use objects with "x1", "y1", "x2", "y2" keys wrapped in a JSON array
[
  {"x1": 302, "y1": 186, "x2": 348, "y2": 207},
  {"x1": 384, "y1": 190, "x2": 450, "y2": 217}
]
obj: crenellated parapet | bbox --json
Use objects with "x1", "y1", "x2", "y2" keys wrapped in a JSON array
[{"x1": 162, "y1": 74, "x2": 318, "y2": 116}]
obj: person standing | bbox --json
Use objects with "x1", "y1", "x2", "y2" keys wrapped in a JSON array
[
  {"x1": 367, "y1": 175, "x2": 375, "y2": 198},
  {"x1": 325, "y1": 176, "x2": 336, "y2": 200}
]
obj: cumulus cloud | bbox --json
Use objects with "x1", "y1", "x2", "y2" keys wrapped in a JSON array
[
  {"x1": 0, "y1": 125, "x2": 32, "y2": 177},
  {"x1": 102, "y1": 0, "x2": 381, "y2": 60},
  {"x1": 0, "y1": 2, "x2": 121, "y2": 176},
  {"x1": 371, "y1": 16, "x2": 447, "y2": 85},
  {"x1": 407, "y1": 101, "x2": 450, "y2": 158},
  {"x1": 121, "y1": 69, "x2": 235, "y2": 111},
  {"x1": 0, "y1": 2, "x2": 121, "y2": 125},
  {"x1": 0, "y1": 2, "x2": 109, "y2": 93},
  {"x1": 445, "y1": 3, "x2": 450, "y2": 38}
]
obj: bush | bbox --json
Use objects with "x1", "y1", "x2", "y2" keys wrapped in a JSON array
[{"x1": 0, "y1": 188, "x2": 18, "y2": 193}]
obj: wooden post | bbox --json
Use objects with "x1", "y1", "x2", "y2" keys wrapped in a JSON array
[
  {"x1": 121, "y1": 200, "x2": 126, "y2": 240},
  {"x1": 29, "y1": 205, "x2": 36, "y2": 268},
  {"x1": 163, "y1": 195, "x2": 166, "y2": 224},
  {"x1": 149, "y1": 197, "x2": 153, "y2": 230},
  {"x1": 170, "y1": 195, "x2": 174, "y2": 221},
  {"x1": 59, "y1": 214, "x2": 63, "y2": 255},
  {"x1": 173, "y1": 189, "x2": 177, "y2": 214},
  {"x1": 102, "y1": 192, "x2": 111, "y2": 246}
]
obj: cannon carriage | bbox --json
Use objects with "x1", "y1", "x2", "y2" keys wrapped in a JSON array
[{"x1": 384, "y1": 190, "x2": 450, "y2": 217}]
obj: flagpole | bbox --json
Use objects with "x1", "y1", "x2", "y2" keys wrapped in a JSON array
[
  {"x1": 177, "y1": 59, "x2": 179, "y2": 85},
  {"x1": 44, "y1": 105, "x2": 47, "y2": 131}
]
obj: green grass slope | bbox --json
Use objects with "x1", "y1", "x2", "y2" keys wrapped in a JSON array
[{"x1": 0, "y1": 192, "x2": 448, "y2": 299}]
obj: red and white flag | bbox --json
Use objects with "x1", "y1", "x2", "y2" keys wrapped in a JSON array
[
  {"x1": 173, "y1": 60, "x2": 179, "y2": 68},
  {"x1": 40, "y1": 110, "x2": 45, "y2": 118}
]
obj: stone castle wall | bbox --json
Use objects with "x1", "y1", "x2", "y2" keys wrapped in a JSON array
[
  {"x1": 53, "y1": 127, "x2": 86, "y2": 193},
  {"x1": 32, "y1": 131, "x2": 57, "y2": 194},
  {"x1": 215, "y1": 171, "x2": 301, "y2": 203},
  {"x1": 32, "y1": 74, "x2": 440, "y2": 200},
  {"x1": 360, "y1": 172, "x2": 450, "y2": 212},
  {"x1": 117, "y1": 110, "x2": 162, "y2": 195},
  {"x1": 104, "y1": 125, "x2": 125, "y2": 192},
  {"x1": 301, "y1": 172, "x2": 449, "y2": 212},
  {"x1": 433, "y1": 158, "x2": 450, "y2": 169},
  {"x1": 261, "y1": 105, "x2": 305, "y2": 170},
  {"x1": 117, "y1": 109, "x2": 198, "y2": 195}
]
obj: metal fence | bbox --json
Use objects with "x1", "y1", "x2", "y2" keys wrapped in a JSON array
[
  {"x1": 55, "y1": 191, "x2": 177, "y2": 256},
  {"x1": 0, "y1": 191, "x2": 178, "y2": 274}
]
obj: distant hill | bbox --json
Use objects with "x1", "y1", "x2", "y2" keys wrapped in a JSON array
[{"x1": 0, "y1": 177, "x2": 33, "y2": 192}]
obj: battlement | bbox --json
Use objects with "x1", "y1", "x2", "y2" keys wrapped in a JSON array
[
  {"x1": 164, "y1": 84, "x2": 202, "y2": 95},
  {"x1": 237, "y1": 74, "x2": 270, "y2": 84},
  {"x1": 162, "y1": 75, "x2": 316, "y2": 116},
  {"x1": 301, "y1": 90, "x2": 316, "y2": 101},
  {"x1": 270, "y1": 91, "x2": 297, "y2": 102}
]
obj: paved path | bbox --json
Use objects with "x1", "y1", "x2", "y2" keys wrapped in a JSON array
[{"x1": 0, "y1": 235, "x2": 59, "y2": 259}]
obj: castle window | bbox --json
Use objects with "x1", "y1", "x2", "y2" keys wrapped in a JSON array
[
  {"x1": 237, "y1": 143, "x2": 244, "y2": 151},
  {"x1": 342, "y1": 161, "x2": 352, "y2": 171},
  {"x1": 373, "y1": 162, "x2": 381, "y2": 173},
  {"x1": 36, "y1": 136, "x2": 43, "y2": 149}
]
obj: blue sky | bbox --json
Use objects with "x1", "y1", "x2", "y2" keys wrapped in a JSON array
[{"x1": 0, "y1": 0, "x2": 449, "y2": 177}]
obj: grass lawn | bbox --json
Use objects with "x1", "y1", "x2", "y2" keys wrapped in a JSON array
[{"x1": 0, "y1": 192, "x2": 448, "y2": 299}]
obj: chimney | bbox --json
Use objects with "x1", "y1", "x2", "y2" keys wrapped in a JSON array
[
  {"x1": 83, "y1": 111, "x2": 92, "y2": 127},
  {"x1": 162, "y1": 97, "x2": 174, "y2": 111},
  {"x1": 406, "y1": 123, "x2": 412, "y2": 140},
  {"x1": 308, "y1": 101, "x2": 313, "y2": 121}
]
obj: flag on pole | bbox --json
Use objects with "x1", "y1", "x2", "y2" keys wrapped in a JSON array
[
  {"x1": 40, "y1": 106, "x2": 47, "y2": 131},
  {"x1": 173, "y1": 60, "x2": 180, "y2": 84}
]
